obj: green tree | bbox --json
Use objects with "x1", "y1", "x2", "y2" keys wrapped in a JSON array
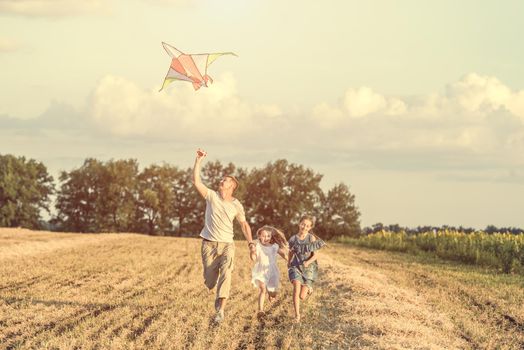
[
  {"x1": 317, "y1": 183, "x2": 361, "y2": 239},
  {"x1": 201, "y1": 160, "x2": 237, "y2": 190},
  {"x1": 243, "y1": 159, "x2": 324, "y2": 236},
  {"x1": 97, "y1": 159, "x2": 139, "y2": 232},
  {"x1": 136, "y1": 163, "x2": 180, "y2": 235},
  {"x1": 171, "y1": 168, "x2": 203, "y2": 236},
  {"x1": 54, "y1": 158, "x2": 139, "y2": 233},
  {"x1": 0, "y1": 154, "x2": 54, "y2": 229},
  {"x1": 54, "y1": 159, "x2": 104, "y2": 232}
]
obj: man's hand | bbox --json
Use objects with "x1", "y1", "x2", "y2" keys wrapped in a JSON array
[
  {"x1": 196, "y1": 148, "x2": 207, "y2": 160},
  {"x1": 193, "y1": 148, "x2": 209, "y2": 198}
]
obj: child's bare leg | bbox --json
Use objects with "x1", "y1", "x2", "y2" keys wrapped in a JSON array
[
  {"x1": 217, "y1": 297, "x2": 226, "y2": 311},
  {"x1": 257, "y1": 281, "x2": 266, "y2": 312},
  {"x1": 268, "y1": 291, "x2": 277, "y2": 302},
  {"x1": 299, "y1": 285, "x2": 310, "y2": 300},
  {"x1": 292, "y1": 280, "x2": 301, "y2": 322}
]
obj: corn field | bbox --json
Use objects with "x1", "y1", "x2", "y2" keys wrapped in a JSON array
[{"x1": 339, "y1": 230, "x2": 524, "y2": 273}]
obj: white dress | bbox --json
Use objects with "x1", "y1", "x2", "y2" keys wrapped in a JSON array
[{"x1": 251, "y1": 242, "x2": 280, "y2": 292}]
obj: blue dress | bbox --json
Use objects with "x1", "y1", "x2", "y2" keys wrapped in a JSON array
[{"x1": 287, "y1": 233, "x2": 326, "y2": 288}]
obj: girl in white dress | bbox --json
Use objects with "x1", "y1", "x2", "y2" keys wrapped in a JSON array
[{"x1": 250, "y1": 225, "x2": 288, "y2": 316}]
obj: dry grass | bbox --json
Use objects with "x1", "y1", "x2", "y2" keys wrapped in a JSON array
[
  {"x1": 1, "y1": 229, "x2": 521, "y2": 349},
  {"x1": 326, "y1": 244, "x2": 524, "y2": 350}
]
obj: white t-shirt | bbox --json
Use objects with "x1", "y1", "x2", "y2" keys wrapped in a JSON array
[{"x1": 199, "y1": 190, "x2": 246, "y2": 243}]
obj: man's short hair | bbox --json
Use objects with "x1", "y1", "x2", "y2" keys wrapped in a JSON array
[{"x1": 226, "y1": 175, "x2": 239, "y2": 191}]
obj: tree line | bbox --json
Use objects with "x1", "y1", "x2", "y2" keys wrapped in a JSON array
[{"x1": 0, "y1": 154, "x2": 361, "y2": 239}]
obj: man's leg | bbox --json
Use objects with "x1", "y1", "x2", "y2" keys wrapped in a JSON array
[
  {"x1": 215, "y1": 242, "x2": 235, "y2": 311},
  {"x1": 201, "y1": 240, "x2": 220, "y2": 290}
]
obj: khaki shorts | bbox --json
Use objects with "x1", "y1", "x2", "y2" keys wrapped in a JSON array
[{"x1": 201, "y1": 240, "x2": 235, "y2": 299}]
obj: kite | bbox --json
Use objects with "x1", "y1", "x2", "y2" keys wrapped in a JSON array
[{"x1": 159, "y1": 42, "x2": 237, "y2": 91}]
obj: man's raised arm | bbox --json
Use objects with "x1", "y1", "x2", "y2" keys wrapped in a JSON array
[{"x1": 193, "y1": 148, "x2": 209, "y2": 199}]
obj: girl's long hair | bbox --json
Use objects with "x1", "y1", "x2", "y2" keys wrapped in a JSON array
[{"x1": 256, "y1": 225, "x2": 288, "y2": 249}]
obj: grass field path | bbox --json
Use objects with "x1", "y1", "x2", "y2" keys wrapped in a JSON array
[{"x1": 1, "y1": 229, "x2": 523, "y2": 349}]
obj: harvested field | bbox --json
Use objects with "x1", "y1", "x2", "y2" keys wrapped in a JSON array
[{"x1": 1, "y1": 229, "x2": 522, "y2": 349}]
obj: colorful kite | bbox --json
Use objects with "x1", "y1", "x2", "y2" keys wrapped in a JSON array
[{"x1": 159, "y1": 42, "x2": 237, "y2": 91}]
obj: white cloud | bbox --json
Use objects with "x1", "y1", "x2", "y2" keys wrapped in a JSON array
[
  {"x1": 343, "y1": 87, "x2": 386, "y2": 118},
  {"x1": 0, "y1": 0, "x2": 110, "y2": 17},
  {"x1": 439, "y1": 73, "x2": 524, "y2": 123},
  {"x1": 310, "y1": 74, "x2": 524, "y2": 158},
  {"x1": 317, "y1": 73, "x2": 524, "y2": 124},
  {"x1": 445, "y1": 73, "x2": 512, "y2": 113},
  {"x1": 312, "y1": 102, "x2": 345, "y2": 128},
  {"x1": 87, "y1": 73, "x2": 282, "y2": 141},
  {"x1": 506, "y1": 129, "x2": 524, "y2": 157},
  {"x1": 0, "y1": 37, "x2": 20, "y2": 52},
  {"x1": 506, "y1": 91, "x2": 524, "y2": 120},
  {"x1": 341, "y1": 87, "x2": 407, "y2": 118},
  {"x1": 0, "y1": 0, "x2": 195, "y2": 17},
  {"x1": 142, "y1": 0, "x2": 194, "y2": 6},
  {"x1": 4, "y1": 72, "x2": 524, "y2": 174}
]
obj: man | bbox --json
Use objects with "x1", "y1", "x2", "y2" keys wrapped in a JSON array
[{"x1": 192, "y1": 148, "x2": 255, "y2": 323}]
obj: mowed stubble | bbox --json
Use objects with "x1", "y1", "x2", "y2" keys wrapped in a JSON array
[
  {"x1": 2, "y1": 229, "x2": 523, "y2": 349},
  {"x1": 0, "y1": 229, "x2": 337, "y2": 349}
]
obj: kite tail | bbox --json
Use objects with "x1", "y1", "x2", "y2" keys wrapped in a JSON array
[{"x1": 203, "y1": 75, "x2": 213, "y2": 84}]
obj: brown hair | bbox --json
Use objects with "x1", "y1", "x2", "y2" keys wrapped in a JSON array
[
  {"x1": 299, "y1": 215, "x2": 316, "y2": 228},
  {"x1": 225, "y1": 175, "x2": 239, "y2": 191},
  {"x1": 256, "y1": 225, "x2": 288, "y2": 249}
]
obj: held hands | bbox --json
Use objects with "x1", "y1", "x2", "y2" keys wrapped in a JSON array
[
  {"x1": 248, "y1": 242, "x2": 256, "y2": 261},
  {"x1": 303, "y1": 260, "x2": 310, "y2": 268}
]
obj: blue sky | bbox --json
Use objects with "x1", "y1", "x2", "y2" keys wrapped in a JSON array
[{"x1": 1, "y1": 0, "x2": 523, "y2": 228}]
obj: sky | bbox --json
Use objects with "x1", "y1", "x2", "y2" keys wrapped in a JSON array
[{"x1": 1, "y1": 0, "x2": 524, "y2": 229}]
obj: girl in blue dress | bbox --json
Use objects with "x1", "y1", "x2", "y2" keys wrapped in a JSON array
[{"x1": 287, "y1": 215, "x2": 326, "y2": 323}]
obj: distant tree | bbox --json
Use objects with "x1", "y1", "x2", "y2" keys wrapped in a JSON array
[
  {"x1": 457, "y1": 226, "x2": 475, "y2": 234},
  {"x1": 54, "y1": 159, "x2": 139, "y2": 233},
  {"x1": 54, "y1": 159, "x2": 104, "y2": 232},
  {"x1": 0, "y1": 154, "x2": 54, "y2": 229},
  {"x1": 97, "y1": 159, "x2": 139, "y2": 232},
  {"x1": 52, "y1": 156, "x2": 368, "y2": 238},
  {"x1": 135, "y1": 164, "x2": 176, "y2": 235},
  {"x1": 136, "y1": 187, "x2": 160, "y2": 234},
  {"x1": 485, "y1": 225, "x2": 498, "y2": 234},
  {"x1": 243, "y1": 159, "x2": 324, "y2": 236},
  {"x1": 171, "y1": 168, "x2": 203, "y2": 236},
  {"x1": 386, "y1": 224, "x2": 402, "y2": 233},
  {"x1": 201, "y1": 160, "x2": 237, "y2": 191},
  {"x1": 134, "y1": 163, "x2": 208, "y2": 236},
  {"x1": 506, "y1": 227, "x2": 524, "y2": 235},
  {"x1": 316, "y1": 183, "x2": 361, "y2": 239},
  {"x1": 372, "y1": 223, "x2": 384, "y2": 233}
]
